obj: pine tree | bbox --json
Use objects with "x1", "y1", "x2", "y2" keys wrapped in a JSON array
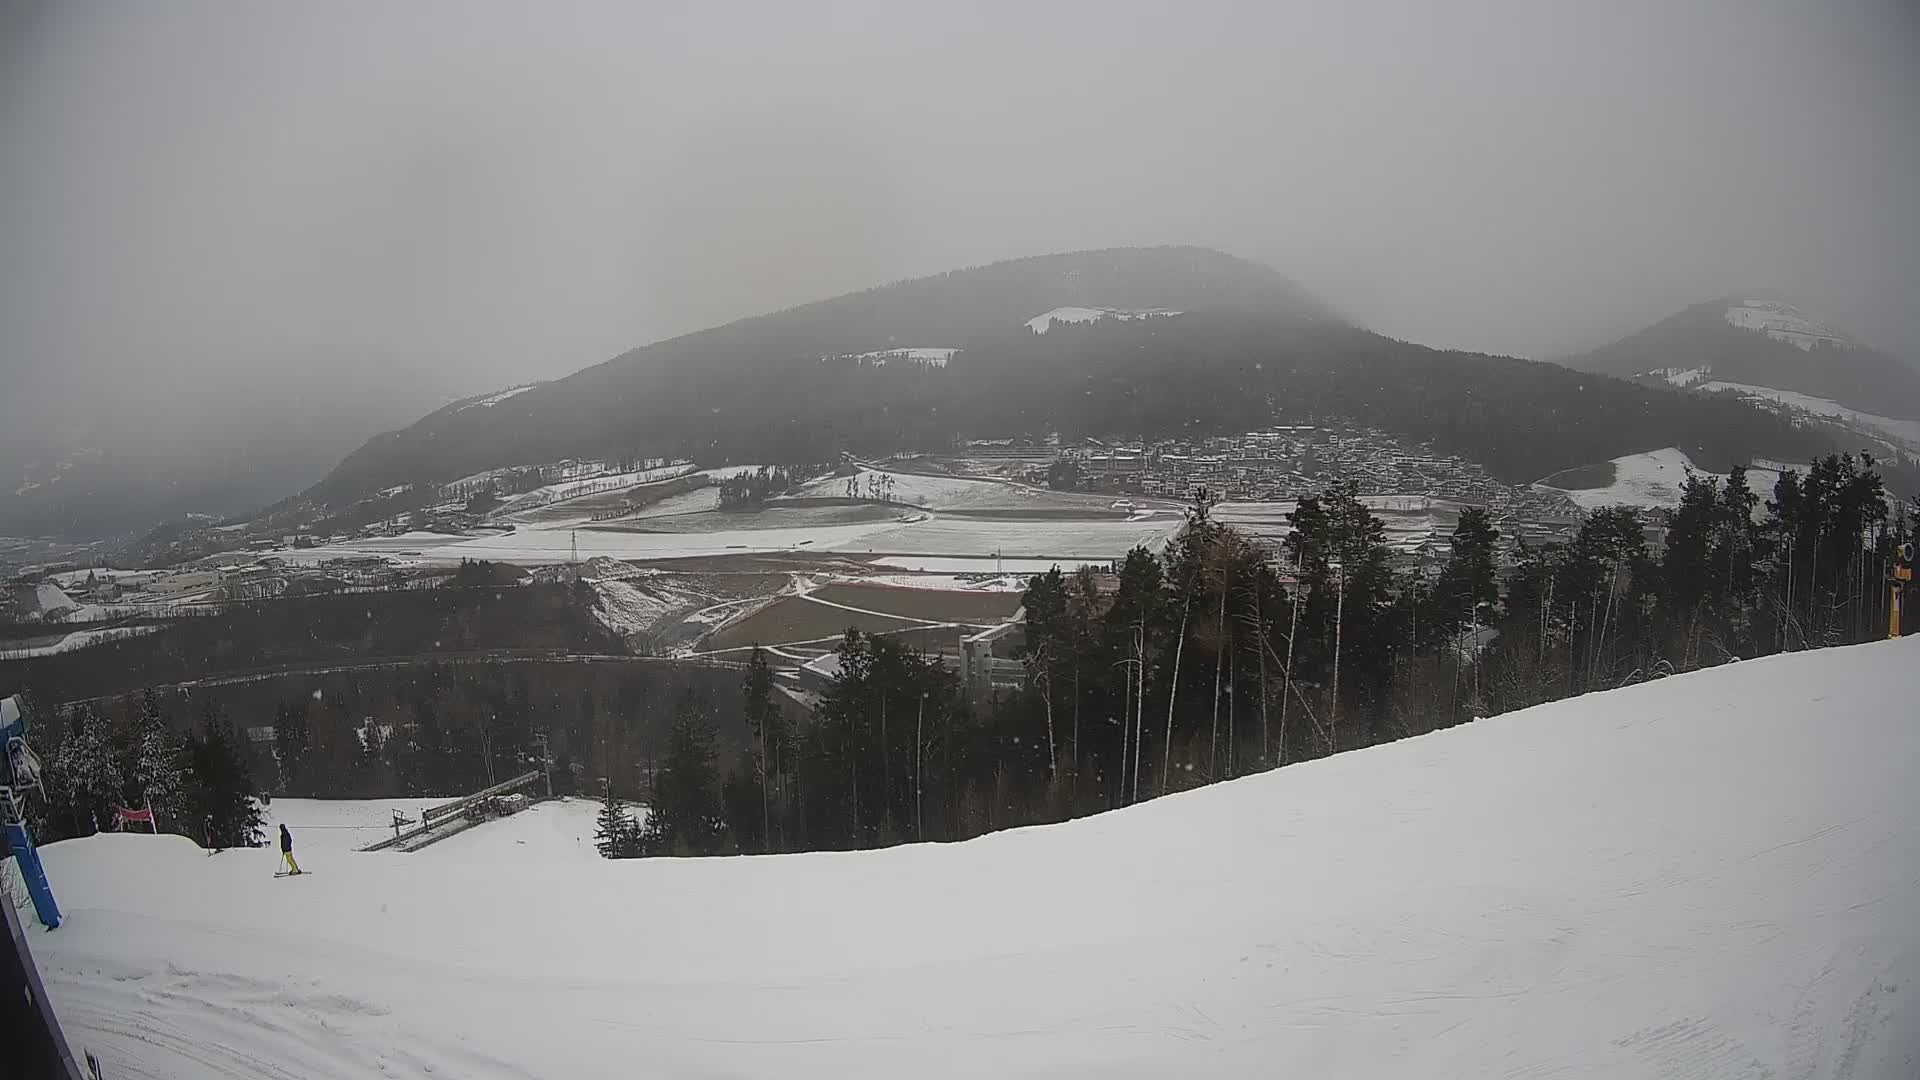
[
  {"x1": 652, "y1": 690, "x2": 723, "y2": 855},
  {"x1": 52, "y1": 705, "x2": 120, "y2": 835},
  {"x1": 594, "y1": 784, "x2": 634, "y2": 859},
  {"x1": 274, "y1": 700, "x2": 310, "y2": 795},
  {"x1": 133, "y1": 690, "x2": 194, "y2": 832},
  {"x1": 741, "y1": 647, "x2": 784, "y2": 852},
  {"x1": 192, "y1": 704, "x2": 264, "y2": 850},
  {"x1": 721, "y1": 760, "x2": 765, "y2": 854}
]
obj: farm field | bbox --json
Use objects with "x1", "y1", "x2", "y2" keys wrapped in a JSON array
[
  {"x1": 806, "y1": 582, "x2": 1024, "y2": 624},
  {"x1": 591, "y1": 503, "x2": 903, "y2": 534},
  {"x1": 1213, "y1": 499, "x2": 1470, "y2": 555},
  {"x1": 699, "y1": 596, "x2": 939, "y2": 655},
  {"x1": 831, "y1": 514, "x2": 1182, "y2": 560},
  {"x1": 503, "y1": 473, "x2": 711, "y2": 525}
]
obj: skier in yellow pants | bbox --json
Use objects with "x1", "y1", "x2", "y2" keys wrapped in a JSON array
[{"x1": 278, "y1": 823, "x2": 303, "y2": 875}]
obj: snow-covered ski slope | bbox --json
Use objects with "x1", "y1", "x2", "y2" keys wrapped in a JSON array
[{"x1": 34, "y1": 638, "x2": 1920, "y2": 1078}]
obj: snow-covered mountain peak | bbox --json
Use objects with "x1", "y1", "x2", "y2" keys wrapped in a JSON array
[{"x1": 1723, "y1": 300, "x2": 1855, "y2": 352}]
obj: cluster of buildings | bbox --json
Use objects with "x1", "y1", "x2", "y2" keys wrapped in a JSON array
[{"x1": 1060, "y1": 424, "x2": 1587, "y2": 565}]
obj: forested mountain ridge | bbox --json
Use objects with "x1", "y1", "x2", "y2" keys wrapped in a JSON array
[
  {"x1": 309, "y1": 249, "x2": 1837, "y2": 504},
  {"x1": 310, "y1": 246, "x2": 1335, "y2": 500},
  {"x1": 1569, "y1": 296, "x2": 1920, "y2": 420}
]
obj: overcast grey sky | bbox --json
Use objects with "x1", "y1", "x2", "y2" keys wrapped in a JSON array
[{"x1": 4, "y1": 0, "x2": 1918, "y2": 430}]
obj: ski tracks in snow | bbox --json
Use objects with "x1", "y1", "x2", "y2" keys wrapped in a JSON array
[{"x1": 45, "y1": 953, "x2": 536, "y2": 1080}]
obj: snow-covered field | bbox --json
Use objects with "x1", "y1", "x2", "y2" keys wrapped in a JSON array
[
  {"x1": 868, "y1": 554, "x2": 1112, "y2": 574},
  {"x1": 0, "y1": 624, "x2": 160, "y2": 659},
  {"x1": 298, "y1": 509, "x2": 1174, "y2": 566},
  {"x1": 790, "y1": 468, "x2": 1045, "y2": 508},
  {"x1": 1025, "y1": 306, "x2": 1182, "y2": 333},
  {"x1": 831, "y1": 514, "x2": 1184, "y2": 559},
  {"x1": 494, "y1": 463, "x2": 700, "y2": 517},
  {"x1": 1539, "y1": 447, "x2": 1696, "y2": 509},
  {"x1": 843, "y1": 347, "x2": 958, "y2": 367},
  {"x1": 1213, "y1": 499, "x2": 1469, "y2": 555},
  {"x1": 31, "y1": 637, "x2": 1920, "y2": 1078},
  {"x1": 267, "y1": 467, "x2": 1166, "y2": 571}
]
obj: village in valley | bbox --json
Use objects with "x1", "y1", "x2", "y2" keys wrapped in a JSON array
[{"x1": 2, "y1": 418, "x2": 1616, "y2": 709}]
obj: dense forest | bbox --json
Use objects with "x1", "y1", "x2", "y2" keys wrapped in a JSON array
[
  {"x1": 716, "y1": 465, "x2": 818, "y2": 508},
  {"x1": 310, "y1": 247, "x2": 1840, "y2": 505},
  {"x1": 15, "y1": 655, "x2": 759, "y2": 847},
  {"x1": 0, "y1": 582, "x2": 621, "y2": 704}
]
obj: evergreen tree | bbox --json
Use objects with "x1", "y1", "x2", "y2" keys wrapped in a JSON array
[
  {"x1": 191, "y1": 703, "x2": 263, "y2": 849},
  {"x1": 133, "y1": 689, "x2": 194, "y2": 832},
  {"x1": 387, "y1": 697, "x2": 446, "y2": 796},
  {"x1": 1018, "y1": 567, "x2": 1072, "y2": 776},
  {"x1": 651, "y1": 690, "x2": 724, "y2": 855},
  {"x1": 274, "y1": 699, "x2": 310, "y2": 794},
  {"x1": 594, "y1": 784, "x2": 635, "y2": 858},
  {"x1": 52, "y1": 704, "x2": 120, "y2": 835},
  {"x1": 741, "y1": 647, "x2": 785, "y2": 852},
  {"x1": 1432, "y1": 505, "x2": 1501, "y2": 641},
  {"x1": 721, "y1": 759, "x2": 766, "y2": 854},
  {"x1": 1284, "y1": 481, "x2": 1398, "y2": 748}
]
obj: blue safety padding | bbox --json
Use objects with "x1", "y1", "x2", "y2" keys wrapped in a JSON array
[{"x1": 4, "y1": 823, "x2": 60, "y2": 930}]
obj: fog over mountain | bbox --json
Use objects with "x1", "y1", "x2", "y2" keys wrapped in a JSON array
[{"x1": 2, "y1": 0, "x2": 1917, "y2": 535}]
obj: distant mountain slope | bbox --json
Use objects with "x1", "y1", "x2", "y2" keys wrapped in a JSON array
[
  {"x1": 1, "y1": 373, "x2": 453, "y2": 540},
  {"x1": 307, "y1": 249, "x2": 1838, "y2": 506},
  {"x1": 310, "y1": 247, "x2": 1340, "y2": 499},
  {"x1": 1570, "y1": 297, "x2": 1920, "y2": 420}
]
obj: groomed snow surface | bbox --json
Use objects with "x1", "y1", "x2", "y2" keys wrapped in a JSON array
[{"x1": 33, "y1": 637, "x2": 1920, "y2": 1078}]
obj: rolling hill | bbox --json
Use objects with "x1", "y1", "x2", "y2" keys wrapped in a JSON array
[
  {"x1": 1570, "y1": 296, "x2": 1920, "y2": 424},
  {"x1": 306, "y1": 248, "x2": 1836, "y2": 507}
]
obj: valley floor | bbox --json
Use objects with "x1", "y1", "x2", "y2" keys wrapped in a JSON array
[{"x1": 28, "y1": 638, "x2": 1920, "y2": 1078}]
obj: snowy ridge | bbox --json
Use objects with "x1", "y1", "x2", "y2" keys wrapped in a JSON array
[
  {"x1": 1723, "y1": 300, "x2": 1853, "y2": 351},
  {"x1": 457, "y1": 384, "x2": 540, "y2": 411},
  {"x1": 31, "y1": 640, "x2": 1920, "y2": 1078}
]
